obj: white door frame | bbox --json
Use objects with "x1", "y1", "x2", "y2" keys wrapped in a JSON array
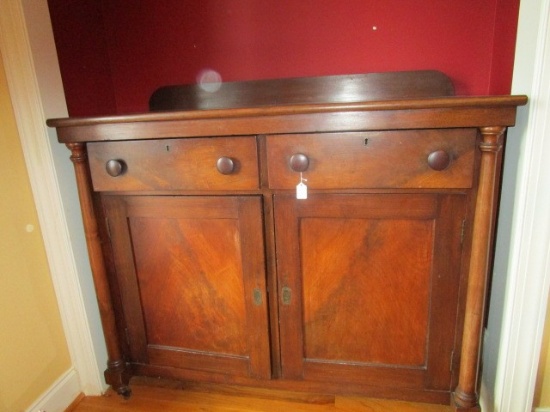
[
  {"x1": 493, "y1": 0, "x2": 550, "y2": 411},
  {"x1": 0, "y1": 0, "x2": 104, "y2": 396}
]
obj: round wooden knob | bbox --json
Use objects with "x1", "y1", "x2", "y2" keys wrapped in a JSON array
[
  {"x1": 216, "y1": 156, "x2": 235, "y2": 174},
  {"x1": 105, "y1": 159, "x2": 125, "y2": 177},
  {"x1": 427, "y1": 150, "x2": 451, "y2": 171},
  {"x1": 289, "y1": 153, "x2": 309, "y2": 172}
]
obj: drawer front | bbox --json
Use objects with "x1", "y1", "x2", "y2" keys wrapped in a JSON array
[
  {"x1": 266, "y1": 129, "x2": 476, "y2": 189},
  {"x1": 88, "y1": 136, "x2": 259, "y2": 191}
]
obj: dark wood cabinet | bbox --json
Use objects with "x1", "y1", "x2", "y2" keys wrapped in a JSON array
[{"x1": 47, "y1": 72, "x2": 527, "y2": 411}]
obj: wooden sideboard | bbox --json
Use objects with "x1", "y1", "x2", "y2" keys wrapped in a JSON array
[{"x1": 47, "y1": 72, "x2": 527, "y2": 411}]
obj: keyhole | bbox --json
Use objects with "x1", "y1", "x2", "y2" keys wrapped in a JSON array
[{"x1": 364, "y1": 138, "x2": 369, "y2": 146}]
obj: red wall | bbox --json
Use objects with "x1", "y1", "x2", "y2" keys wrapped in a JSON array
[
  {"x1": 489, "y1": 0, "x2": 521, "y2": 94},
  {"x1": 48, "y1": 0, "x2": 117, "y2": 116},
  {"x1": 49, "y1": 0, "x2": 519, "y2": 117}
]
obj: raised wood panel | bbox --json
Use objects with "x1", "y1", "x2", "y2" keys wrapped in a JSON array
[
  {"x1": 300, "y1": 217, "x2": 432, "y2": 366},
  {"x1": 131, "y1": 216, "x2": 248, "y2": 355},
  {"x1": 266, "y1": 129, "x2": 476, "y2": 189},
  {"x1": 103, "y1": 195, "x2": 270, "y2": 379},
  {"x1": 275, "y1": 193, "x2": 466, "y2": 391}
]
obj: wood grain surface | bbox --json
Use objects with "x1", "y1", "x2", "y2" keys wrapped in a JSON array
[{"x1": 68, "y1": 377, "x2": 453, "y2": 411}]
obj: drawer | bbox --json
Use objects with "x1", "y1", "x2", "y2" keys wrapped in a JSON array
[
  {"x1": 88, "y1": 136, "x2": 259, "y2": 191},
  {"x1": 266, "y1": 129, "x2": 476, "y2": 189}
]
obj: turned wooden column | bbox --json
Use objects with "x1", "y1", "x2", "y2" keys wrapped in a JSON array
[
  {"x1": 67, "y1": 143, "x2": 132, "y2": 397},
  {"x1": 452, "y1": 126, "x2": 506, "y2": 411}
]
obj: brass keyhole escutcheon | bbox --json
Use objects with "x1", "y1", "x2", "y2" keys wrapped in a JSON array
[
  {"x1": 253, "y1": 288, "x2": 263, "y2": 306},
  {"x1": 282, "y1": 287, "x2": 292, "y2": 305}
]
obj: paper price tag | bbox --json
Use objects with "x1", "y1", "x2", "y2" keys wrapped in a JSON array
[{"x1": 296, "y1": 182, "x2": 308, "y2": 199}]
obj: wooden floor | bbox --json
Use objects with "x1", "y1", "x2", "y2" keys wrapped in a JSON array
[{"x1": 67, "y1": 377, "x2": 453, "y2": 412}]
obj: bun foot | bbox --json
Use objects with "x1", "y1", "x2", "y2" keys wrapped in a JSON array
[
  {"x1": 451, "y1": 391, "x2": 481, "y2": 411},
  {"x1": 117, "y1": 385, "x2": 132, "y2": 399}
]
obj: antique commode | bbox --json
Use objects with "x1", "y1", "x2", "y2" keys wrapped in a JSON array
[{"x1": 48, "y1": 71, "x2": 527, "y2": 411}]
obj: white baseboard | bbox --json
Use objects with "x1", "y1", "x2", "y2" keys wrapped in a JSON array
[
  {"x1": 25, "y1": 369, "x2": 81, "y2": 412},
  {"x1": 534, "y1": 408, "x2": 550, "y2": 412},
  {"x1": 480, "y1": 379, "x2": 493, "y2": 412}
]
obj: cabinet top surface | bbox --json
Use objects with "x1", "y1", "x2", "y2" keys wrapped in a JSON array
[{"x1": 47, "y1": 71, "x2": 527, "y2": 143}]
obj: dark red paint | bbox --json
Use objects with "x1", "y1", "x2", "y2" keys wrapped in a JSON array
[{"x1": 48, "y1": 0, "x2": 519, "y2": 116}]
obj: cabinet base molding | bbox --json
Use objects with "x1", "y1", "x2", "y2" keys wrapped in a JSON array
[{"x1": 132, "y1": 364, "x2": 452, "y2": 406}]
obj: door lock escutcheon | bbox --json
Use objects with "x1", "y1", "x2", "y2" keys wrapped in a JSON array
[
  {"x1": 253, "y1": 288, "x2": 263, "y2": 306},
  {"x1": 282, "y1": 286, "x2": 292, "y2": 305}
]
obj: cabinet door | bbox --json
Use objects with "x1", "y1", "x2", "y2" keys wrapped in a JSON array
[
  {"x1": 275, "y1": 193, "x2": 465, "y2": 391},
  {"x1": 104, "y1": 195, "x2": 271, "y2": 379}
]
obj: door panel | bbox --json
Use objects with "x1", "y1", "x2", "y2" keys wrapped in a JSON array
[
  {"x1": 274, "y1": 193, "x2": 465, "y2": 390},
  {"x1": 104, "y1": 195, "x2": 271, "y2": 379},
  {"x1": 131, "y1": 216, "x2": 248, "y2": 354},
  {"x1": 301, "y1": 217, "x2": 432, "y2": 366}
]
